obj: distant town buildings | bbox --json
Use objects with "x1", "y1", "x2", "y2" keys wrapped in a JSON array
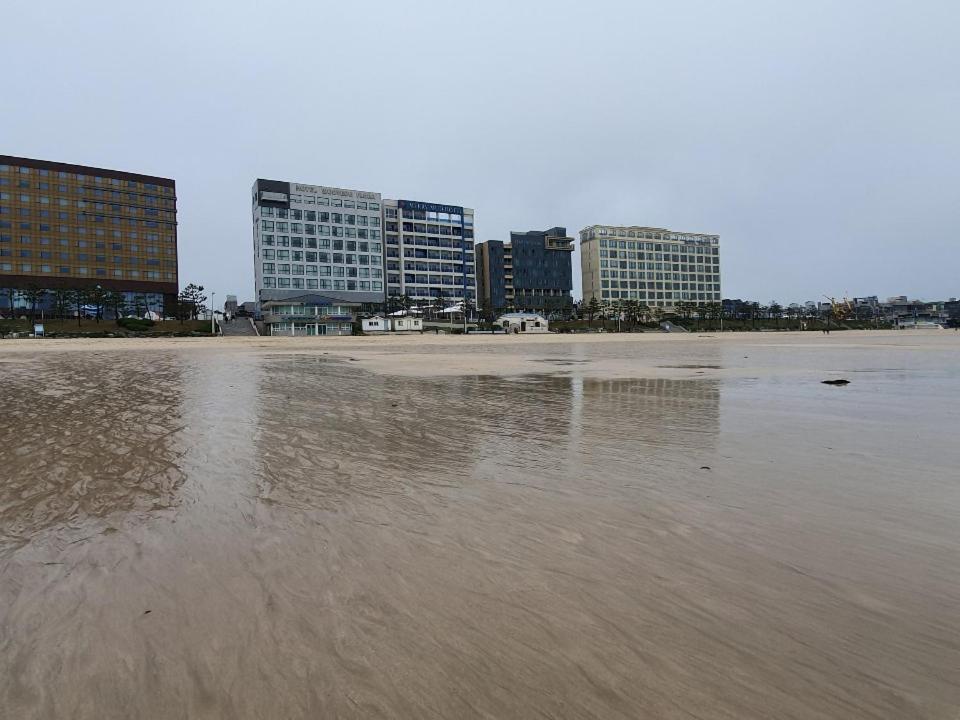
[
  {"x1": 383, "y1": 199, "x2": 476, "y2": 305},
  {"x1": 579, "y1": 225, "x2": 721, "y2": 309},
  {"x1": 476, "y1": 227, "x2": 574, "y2": 315},
  {"x1": 0, "y1": 155, "x2": 178, "y2": 313},
  {"x1": 719, "y1": 295, "x2": 960, "y2": 329},
  {"x1": 251, "y1": 179, "x2": 384, "y2": 307}
]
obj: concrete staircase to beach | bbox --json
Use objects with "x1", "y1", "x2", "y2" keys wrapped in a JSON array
[{"x1": 221, "y1": 317, "x2": 259, "y2": 336}]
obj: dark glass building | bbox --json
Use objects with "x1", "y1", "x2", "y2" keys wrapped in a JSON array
[
  {"x1": 476, "y1": 227, "x2": 573, "y2": 315},
  {"x1": 476, "y1": 239, "x2": 511, "y2": 310}
]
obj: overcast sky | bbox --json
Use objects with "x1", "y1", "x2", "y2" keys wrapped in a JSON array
[{"x1": 3, "y1": 1, "x2": 958, "y2": 304}]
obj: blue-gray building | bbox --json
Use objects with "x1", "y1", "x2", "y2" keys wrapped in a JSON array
[{"x1": 476, "y1": 227, "x2": 574, "y2": 316}]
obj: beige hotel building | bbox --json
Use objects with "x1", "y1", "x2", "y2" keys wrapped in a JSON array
[{"x1": 579, "y1": 225, "x2": 720, "y2": 308}]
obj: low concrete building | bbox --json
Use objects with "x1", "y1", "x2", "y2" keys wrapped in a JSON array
[
  {"x1": 391, "y1": 316, "x2": 423, "y2": 332},
  {"x1": 362, "y1": 316, "x2": 389, "y2": 333},
  {"x1": 498, "y1": 312, "x2": 549, "y2": 334},
  {"x1": 261, "y1": 293, "x2": 357, "y2": 336}
]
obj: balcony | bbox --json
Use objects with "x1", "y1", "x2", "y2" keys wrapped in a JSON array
[{"x1": 545, "y1": 235, "x2": 575, "y2": 251}]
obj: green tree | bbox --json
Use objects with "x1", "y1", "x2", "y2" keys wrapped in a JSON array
[
  {"x1": 599, "y1": 298, "x2": 612, "y2": 328},
  {"x1": 637, "y1": 303, "x2": 651, "y2": 324},
  {"x1": 88, "y1": 285, "x2": 106, "y2": 323},
  {"x1": 3, "y1": 287, "x2": 18, "y2": 320},
  {"x1": 162, "y1": 293, "x2": 179, "y2": 320},
  {"x1": 66, "y1": 288, "x2": 89, "y2": 329},
  {"x1": 22, "y1": 286, "x2": 48, "y2": 323},
  {"x1": 104, "y1": 290, "x2": 126, "y2": 320},
  {"x1": 769, "y1": 302, "x2": 783, "y2": 330},
  {"x1": 622, "y1": 299, "x2": 638, "y2": 329},
  {"x1": 610, "y1": 299, "x2": 625, "y2": 330},
  {"x1": 179, "y1": 284, "x2": 207, "y2": 320},
  {"x1": 541, "y1": 295, "x2": 554, "y2": 320},
  {"x1": 52, "y1": 288, "x2": 70, "y2": 320},
  {"x1": 132, "y1": 293, "x2": 149, "y2": 318},
  {"x1": 176, "y1": 297, "x2": 194, "y2": 325},
  {"x1": 586, "y1": 296, "x2": 601, "y2": 327},
  {"x1": 479, "y1": 295, "x2": 494, "y2": 327},
  {"x1": 693, "y1": 302, "x2": 704, "y2": 331},
  {"x1": 461, "y1": 295, "x2": 475, "y2": 325},
  {"x1": 705, "y1": 302, "x2": 723, "y2": 330}
]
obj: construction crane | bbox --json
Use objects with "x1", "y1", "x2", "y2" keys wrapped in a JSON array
[{"x1": 823, "y1": 295, "x2": 854, "y2": 321}]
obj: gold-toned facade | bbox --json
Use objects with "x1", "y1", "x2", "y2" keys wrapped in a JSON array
[{"x1": 0, "y1": 155, "x2": 177, "y2": 299}]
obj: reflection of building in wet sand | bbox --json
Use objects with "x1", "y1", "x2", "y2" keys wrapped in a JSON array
[
  {"x1": 575, "y1": 377, "x2": 720, "y2": 456},
  {"x1": 250, "y1": 360, "x2": 578, "y2": 508},
  {"x1": 248, "y1": 362, "x2": 721, "y2": 512}
]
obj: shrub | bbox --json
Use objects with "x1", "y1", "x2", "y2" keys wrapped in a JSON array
[{"x1": 117, "y1": 317, "x2": 155, "y2": 332}]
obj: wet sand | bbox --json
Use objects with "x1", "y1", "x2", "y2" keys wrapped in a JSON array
[{"x1": 1, "y1": 331, "x2": 959, "y2": 718}]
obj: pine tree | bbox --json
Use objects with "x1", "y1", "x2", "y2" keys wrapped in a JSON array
[{"x1": 586, "y1": 296, "x2": 601, "y2": 327}]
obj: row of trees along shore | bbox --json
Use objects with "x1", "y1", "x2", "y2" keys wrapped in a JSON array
[
  {"x1": 578, "y1": 297, "x2": 888, "y2": 330},
  {"x1": 380, "y1": 295, "x2": 785, "y2": 329},
  {"x1": 1, "y1": 283, "x2": 209, "y2": 328}
]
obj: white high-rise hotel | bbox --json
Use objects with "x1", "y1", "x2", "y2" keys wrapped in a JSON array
[
  {"x1": 251, "y1": 179, "x2": 385, "y2": 304},
  {"x1": 383, "y1": 199, "x2": 476, "y2": 304}
]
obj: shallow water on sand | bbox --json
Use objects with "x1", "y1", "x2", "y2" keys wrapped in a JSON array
[{"x1": 2, "y1": 334, "x2": 960, "y2": 719}]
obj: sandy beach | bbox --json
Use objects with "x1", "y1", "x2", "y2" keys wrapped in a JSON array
[
  {"x1": 1, "y1": 328, "x2": 955, "y2": 377},
  {"x1": 2, "y1": 330, "x2": 959, "y2": 718}
]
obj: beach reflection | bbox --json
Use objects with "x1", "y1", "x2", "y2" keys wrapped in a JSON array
[
  {"x1": 1, "y1": 336, "x2": 959, "y2": 720},
  {"x1": 249, "y1": 360, "x2": 719, "y2": 514}
]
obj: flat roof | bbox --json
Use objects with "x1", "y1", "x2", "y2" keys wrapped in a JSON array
[
  {"x1": 580, "y1": 224, "x2": 719, "y2": 240},
  {"x1": 0, "y1": 155, "x2": 175, "y2": 188}
]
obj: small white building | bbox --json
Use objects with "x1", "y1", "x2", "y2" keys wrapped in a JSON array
[
  {"x1": 391, "y1": 316, "x2": 423, "y2": 332},
  {"x1": 498, "y1": 312, "x2": 549, "y2": 334},
  {"x1": 362, "y1": 316, "x2": 389, "y2": 333}
]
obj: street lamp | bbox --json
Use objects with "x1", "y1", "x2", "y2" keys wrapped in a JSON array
[{"x1": 211, "y1": 291, "x2": 216, "y2": 335}]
